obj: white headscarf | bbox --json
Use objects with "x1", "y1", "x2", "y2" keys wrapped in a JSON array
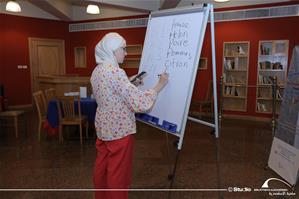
[{"x1": 95, "y1": 32, "x2": 126, "y2": 67}]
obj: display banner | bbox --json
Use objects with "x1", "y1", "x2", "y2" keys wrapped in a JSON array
[
  {"x1": 269, "y1": 137, "x2": 299, "y2": 185},
  {"x1": 269, "y1": 46, "x2": 299, "y2": 185}
]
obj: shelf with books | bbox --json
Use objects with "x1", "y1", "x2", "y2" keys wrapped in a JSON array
[
  {"x1": 120, "y1": 44, "x2": 143, "y2": 69},
  {"x1": 126, "y1": 44, "x2": 143, "y2": 55},
  {"x1": 256, "y1": 99, "x2": 282, "y2": 113},
  {"x1": 256, "y1": 40, "x2": 289, "y2": 114},
  {"x1": 225, "y1": 69, "x2": 247, "y2": 72},
  {"x1": 222, "y1": 41, "x2": 249, "y2": 112},
  {"x1": 223, "y1": 82, "x2": 246, "y2": 86},
  {"x1": 223, "y1": 85, "x2": 246, "y2": 97},
  {"x1": 223, "y1": 95, "x2": 247, "y2": 99},
  {"x1": 120, "y1": 58, "x2": 141, "y2": 68}
]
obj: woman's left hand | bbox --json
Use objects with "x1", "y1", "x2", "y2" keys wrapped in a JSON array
[{"x1": 130, "y1": 74, "x2": 143, "y2": 86}]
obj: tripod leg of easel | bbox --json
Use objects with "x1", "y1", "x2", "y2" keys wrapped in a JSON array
[
  {"x1": 165, "y1": 133, "x2": 174, "y2": 180},
  {"x1": 215, "y1": 138, "x2": 224, "y2": 199},
  {"x1": 168, "y1": 149, "x2": 180, "y2": 199}
]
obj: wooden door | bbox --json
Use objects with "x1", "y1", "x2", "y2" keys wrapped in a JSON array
[{"x1": 29, "y1": 38, "x2": 65, "y2": 92}]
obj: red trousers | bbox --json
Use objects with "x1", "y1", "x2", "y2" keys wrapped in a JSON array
[{"x1": 93, "y1": 135, "x2": 134, "y2": 199}]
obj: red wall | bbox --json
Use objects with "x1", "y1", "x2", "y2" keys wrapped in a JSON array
[
  {"x1": 65, "y1": 16, "x2": 299, "y2": 118},
  {"x1": 0, "y1": 14, "x2": 69, "y2": 105},
  {"x1": 213, "y1": 17, "x2": 299, "y2": 117},
  {"x1": 1, "y1": 10, "x2": 299, "y2": 119},
  {"x1": 67, "y1": 27, "x2": 146, "y2": 77},
  {"x1": 0, "y1": 14, "x2": 4, "y2": 86}
]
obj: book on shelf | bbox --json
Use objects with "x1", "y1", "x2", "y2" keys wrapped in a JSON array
[
  {"x1": 224, "y1": 58, "x2": 229, "y2": 70},
  {"x1": 272, "y1": 62, "x2": 283, "y2": 70},
  {"x1": 258, "y1": 74, "x2": 263, "y2": 84},
  {"x1": 259, "y1": 61, "x2": 272, "y2": 69},
  {"x1": 265, "y1": 61, "x2": 272, "y2": 69},
  {"x1": 225, "y1": 86, "x2": 231, "y2": 95},
  {"x1": 257, "y1": 102, "x2": 268, "y2": 112},
  {"x1": 225, "y1": 59, "x2": 235, "y2": 70},
  {"x1": 260, "y1": 45, "x2": 271, "y2": 55},
  {"x1": 257, "y1": 102, "x2": 261, "y2": 111},
  {"x1": 237, "y1": 45, "x2": 246, "y2": 55},
  {"x1": 231, "y1": 86, "x2": 235, "y2": 96},
  {"x1": 260, "y1": 45, "x2": 264, "y2": 55},
  {"x1": 262, "y1": 76, "x2": 270, "y2": 84},
  {"x1": 225, "y1": 86, "x2": 236, "y2": 96},
  {"x1": 259, "y1": 62, "x2": 263, "y2": 69},
  {"x1": 234, "y1": 57, "x2": 239, "y2": 69},
  {"x1": 276, "y1": 89, "x2": 283, "y2": 99},
  {"x1": 259, "y1": 75, "x2": 274, "y2": 84},
  {"x1": 234, "y1": 87, "x2": 239, "y2": 96},
  {"x1": 223, "y1": 73, "x2": 226, "y2": 82},
  {"x1": 262, "y1": 103, "x2": 267, "y2": 112}
]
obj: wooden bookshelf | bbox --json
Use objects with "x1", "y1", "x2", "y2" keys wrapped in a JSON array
[
  {"x1": 222, "y1": 41, "x2": 250, "y2": 111},
  {"x1": 120, "y1": 58, "x2": 141, "y2": 68},
  {"x1": 256, "y1": 40, "x2": 289, "y2": 113},
  {"x1": 126, "y1": 44, "x2": 143, "y2": 55},
  {"x1": 121, "y1": 44, "x2": 142, "y2": 68}
]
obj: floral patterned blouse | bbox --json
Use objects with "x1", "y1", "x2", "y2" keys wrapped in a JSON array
[{"x1": 90, "y1": 63, "x2": 157, "y2": 141}]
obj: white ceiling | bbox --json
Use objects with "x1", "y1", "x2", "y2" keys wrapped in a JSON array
[
  {"x1": 178, "y1": 0, "x2": 292, "y2": 9},
  {"x1": 1, "y1": 0, "x2": 295, "y2": 21},
  {"x1": 69, "y1": 0, "x2": 293, "y2": 12}
]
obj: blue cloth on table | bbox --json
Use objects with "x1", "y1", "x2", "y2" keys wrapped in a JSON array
[{"x1": 47, "y1": 98, "x2": 97, "y2": 128}]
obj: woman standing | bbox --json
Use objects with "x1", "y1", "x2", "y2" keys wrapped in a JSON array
[{"x1": 90, "y1": 32, "x2": 168, "y2": 199}]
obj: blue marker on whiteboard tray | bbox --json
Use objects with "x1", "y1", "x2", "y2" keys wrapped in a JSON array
[
  {"x1": 161, "y1": 120, "x2": 177, "y2": 133},
  {"x1": 135, "y1": 113, "x2": 159, "y2": 125}
]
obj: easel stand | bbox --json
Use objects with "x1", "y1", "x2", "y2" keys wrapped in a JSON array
[{"x1": 166, "y1": 4, "x2": 221, "y2": 199}]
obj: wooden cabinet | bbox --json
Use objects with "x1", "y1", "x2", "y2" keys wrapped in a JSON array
[
  {"x1": 256, "y1": 40, "x2": 289, "y2": 113},
  {"x1": 120, "y1": 44, "x2": 142, "y2": 68},
  {"x1": 36, "y1": 75, "x2": 91, "y2": 97},
  {"x1": 222, "y1": 41, "x2": 250, "y2": 111}
]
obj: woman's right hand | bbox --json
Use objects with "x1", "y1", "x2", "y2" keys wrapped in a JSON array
[
  {"x1": 158, "y1": 73, "x2": 169, "y2": 87},
  {"x1": 153, "y1": 73, "x2": 169, "y2": 93}
]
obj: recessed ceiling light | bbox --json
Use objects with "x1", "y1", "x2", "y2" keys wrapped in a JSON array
[
  {"x1": 6, "y1": 1, "x2": 21, "y2": 12},
  {"x1": 86, "y1": 4, "x2": 100, "y2": 14}
]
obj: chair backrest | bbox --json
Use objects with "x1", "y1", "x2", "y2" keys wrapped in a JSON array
[
  {"x1": 45, "y1": 88, "x2": 56, "y2": 103},
  {"x1": 33, "y1": 90, "x2": 47, "y2": 120},
  {"x1": 57, "y1": 96, "x2": 81, "y2": 119}
]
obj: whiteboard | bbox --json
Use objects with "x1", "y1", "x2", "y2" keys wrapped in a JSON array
[{"x1": 137, "y1": 5, "x2": 209, "y2": 135}]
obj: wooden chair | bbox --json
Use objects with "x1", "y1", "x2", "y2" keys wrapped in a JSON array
[
  {"x1": 56, "y1": 96, "x2": 88, "y2": 145},
  {"x1": 33, "y1": 90, "x2": 47, "y2": 141},
  {"x1": 190, "y1": 80, "x2": 214, "y2": 118},
  {"x1": 0, "y1": 96, "x2": 25, "y2": 138},
  {"x1": 45, "y1": 88, "x2": 56, "y2": 104}
]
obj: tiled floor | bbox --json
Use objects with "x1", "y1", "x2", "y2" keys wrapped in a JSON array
[{"x1": 0, "y1": 110, "x2": 298, "y2": 198}]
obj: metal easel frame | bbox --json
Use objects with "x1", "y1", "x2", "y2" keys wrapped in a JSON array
[{"x1": 166, "y1": 3, "x2": 220, "y2": 198}]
